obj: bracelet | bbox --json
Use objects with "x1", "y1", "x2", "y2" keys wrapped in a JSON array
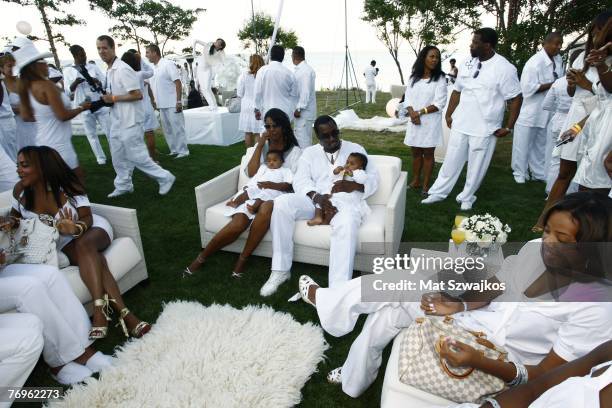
[
  {"x1": 483, "y1": 397, "x2": 501, "y2": 408},
  {"x1": 421, "y1": 107, "x2": 428, "y2": 115},
  {"x1": 76, "y1": 220, "x2": 89, "y2": 233},
  {"x1": 504, "y1": 128, "x2": 513, "y2": 133},
  {"x1": 72, "y1": 223, "x2": 84, "y2": 238},
  {"x1": 311, "y1": 193, "x2": 319, "y2": 203},
  {"x1": 506, "y1": 361, "x2": 528, "y2": 387},
  {"x1": 571, "y1": 123, "x2": 582, "y2": 133}
]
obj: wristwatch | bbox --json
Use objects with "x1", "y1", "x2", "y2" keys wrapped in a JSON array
[{"x1": 504, "y1": 128, "x2": 514, "y2": 134}]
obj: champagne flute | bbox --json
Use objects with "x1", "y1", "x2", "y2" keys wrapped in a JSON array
[
  {"x1": 451, "y1": 229, "x2": 466, "y2": 254},
  {"x1": 454, "y1": 215, "x2": 466, "y2": 229}
]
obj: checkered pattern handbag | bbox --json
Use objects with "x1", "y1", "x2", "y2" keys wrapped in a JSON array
[
  {"x1": 5, "y1": 216, "x2": 59, "y2": 267},
  {"x1": 398, "y1": 316, "x2": 508, "y2": 403}
]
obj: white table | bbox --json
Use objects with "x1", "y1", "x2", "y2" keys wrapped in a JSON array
[{"x1": 184, "y1": 107, "x2": 242, "y2": 146}]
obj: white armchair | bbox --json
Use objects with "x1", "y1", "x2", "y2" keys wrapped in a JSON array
[
  {"x1": 0, "y1": 190, "x2": 148, "y2": 313},
  {"x1": 195, "y1": 151, "x2": 407, "y2": 271}
]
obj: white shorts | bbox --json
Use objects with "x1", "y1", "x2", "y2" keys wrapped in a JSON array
[{"x1": 58, "y1": 214, "x2": 114, "y2": 250}]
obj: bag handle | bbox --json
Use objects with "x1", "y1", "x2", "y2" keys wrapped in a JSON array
[{"x1": 435, "y1": 336, "x2": 475, "y2": 379}]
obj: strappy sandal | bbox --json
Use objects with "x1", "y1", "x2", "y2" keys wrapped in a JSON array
[
  {"x1": 181, "y1": 255, "x2": 205, "y2": 278},
  {"x1": 117, "y1": 308, "x2": 151, "y2": 338},
  {"x1": 89, "y1": 295, "x2": 116, "y2": 340},
  {"x1": 298, "y1": 275, "x2": 319, "y2": 308},
  {"x1": 231, "y1": 256, "x2": 248, "y2": 279},
  {"x1": 327, "y1": 367, "x2": 342, "y2": 384}
]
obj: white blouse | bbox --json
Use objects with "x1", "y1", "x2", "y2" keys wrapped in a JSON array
[{"x1": 401, "y1": 77, "x2": 447, "y2": 148}]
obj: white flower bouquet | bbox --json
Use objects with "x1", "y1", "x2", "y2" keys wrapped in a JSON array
[{"x1": 457, "y1": 213, "x2": 511, "y2": 248}]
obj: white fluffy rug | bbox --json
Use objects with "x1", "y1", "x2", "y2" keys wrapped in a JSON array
[{"x1": 49, "y1": 302, "x2": 328, "y2": 408}]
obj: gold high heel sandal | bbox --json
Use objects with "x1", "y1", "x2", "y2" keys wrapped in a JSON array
[
  {"x1": 89, "y1": 294, "x2": 116, "y2": 340},
  {"x1": 182, "y1": 254, "x2": 205, "y2": 278},
  {"x1": 117, "y1": 308, "x2": 152, "y2": 338}
]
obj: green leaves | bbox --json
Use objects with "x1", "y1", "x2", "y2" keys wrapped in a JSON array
[{"x1": 237, "y1": 11, "x2": 299, "y2": 52}]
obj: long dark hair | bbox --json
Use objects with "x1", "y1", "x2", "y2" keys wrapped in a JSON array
[
  {"x1": 264, "y1": 108, "x2": 299, "y2": 153},
  {"x1": 542, "y1": 192, "x2": 612, "y2": 281},
  {"x1": 18, "y1": 146, "x2": 86, "y2": 211},
  {"x1": 209, "y1": 38, "x2": 226, "y2": 56},
  {"x1": 121, "y1": 51, "x2": 141, "y2": 72},
  {"x1": 410, "y1": 45, "x2": 443, "y2": 87},
  {"x1": 17, "y1": 62, "x2": 47, "y2": 122},
  {"x1": 583, "y1": 10, "x2": 612, "y2": 72}
]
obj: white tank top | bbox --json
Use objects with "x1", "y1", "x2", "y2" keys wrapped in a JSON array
[{"x1": 29, "y1": 90, "x2": 72, "y2": 147}]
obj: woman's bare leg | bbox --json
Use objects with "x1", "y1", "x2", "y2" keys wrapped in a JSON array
[
  {"x1": 422, "y1": 148, "x2": 435, "y2": 193},
  {"x1": 245, "y1": 132, "x2": 255, "y2": 148},
  {"x1": 232, "y1": 201, "x2": 274, "y2": 275},
  {"x1": 410, "y1": 147, "x2": 423, "y2": 188},
  {"x1": 534, "y1": 159, "x2": 577, "y2": 229}
]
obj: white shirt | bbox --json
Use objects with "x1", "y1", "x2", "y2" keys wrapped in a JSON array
[
  {"x1": 105, "y1": 58, "x2": 143, "y2": 129},
  {"x1": 0, "y1": 81, "x2": 14, "y2": 119},
  {"x1": 516, "y1": 49, "x2": 564, "y2": 128},
  {"x1": 63, "y1": 62, "x2": 106, "y2": 105},
  {"x1": 401, "y1": 77, "x2": 448, "y2": 147},
  {"x1": 150, "y1": 58, "x2": 181, "y2": 109},
  {"x1": 294, "y1": 61, "x2": 317, "y2": 119},
  {"x1": 293, "y1": 140, "x2": 379, "y2": 199},
  {"x1": 254, "y1": 61, "x2": 297, "y2": 120},
  {"x1": 363, "y1": 66, "x2": 377, "y2": 86},
  {"x1": 453, "y1": 53, "x2": 521, "y2": 137},
  {"x1": 542, "y1": 76, "x2": 572, "y2": 114}
]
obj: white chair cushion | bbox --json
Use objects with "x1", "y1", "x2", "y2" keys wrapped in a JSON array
[
  {"x1": 62, "y1": 237, "x2": 142, "y2": 303},
  {"x1": 205, "y1": 201, "x2": 386, "y2": 254},
  {"x1": 366, "y1": 155, "x2": 401, "y2": 206}
]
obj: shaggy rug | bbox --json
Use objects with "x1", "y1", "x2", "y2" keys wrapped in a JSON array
[{"x1": 48, "y1": 302, "x2": 328, "y2": 408}]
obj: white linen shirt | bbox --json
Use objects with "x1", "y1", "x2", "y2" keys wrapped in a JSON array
[
  {"x1": 363, "y1": 66, "x2": 377, "y2": 85},
  {"x1": 105, "y1": 58, "x2": 143, "y2": 129},
  {"x1": 516, "y1": 49, "x2": 564, "y2": 128},
  {"x1": 63, "y1": 62, "x2": 106, "y2": 105},
  {"x1": 254, "y1": 61, "x2": 297, "y2": 120},
  {"x1": 293, "y1": 140, "x2": 379, "y2": 200},
  {"x1": 294, "y1": 61, "x2": 317, "y2": 120},
  {"x1": 150, "y1": 58, "x2": 181, "y2": 109},
  {"x1": 452, "y1": 53, "x2": 521, "y2": 137},
  {"x1": 401, "y1": 77, "x2": 448, "y2": 147},
  {"x1": 0, "y1": 81, "x2": 14, "y2": 119}
]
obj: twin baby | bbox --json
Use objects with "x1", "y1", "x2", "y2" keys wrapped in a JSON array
[{"x1": 226, "y1": 150, "x2": 370, "y2": 225}]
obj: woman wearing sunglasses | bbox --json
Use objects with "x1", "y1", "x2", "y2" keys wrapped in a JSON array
[{"x1": 184, "y1": 108, "x2": 301, "y2": 278}]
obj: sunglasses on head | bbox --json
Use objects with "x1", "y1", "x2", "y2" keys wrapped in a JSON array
[{"x1": 473, "y1": 62, "x2": 482, "y2": 79}]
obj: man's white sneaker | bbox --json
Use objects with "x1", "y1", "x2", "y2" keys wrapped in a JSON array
[
  {"x1": 327, "y1": 367, "x2": 342, "y2": 384},
  {"x1": 97, "y1": 160, "x2": 106, "y2": 165},
  {"x1": 260, "y1": 271, "x2": 290, "y2": 297},
  {"x1": 460, "y1": 201, "x2": 473, "y2": 211},
  {"x1": 107, "y1": 188, "x2": 133, "y2": 198},
  {"x1": 513, "y1": 175, "x2": 526, "y2": 184},
  {"x1": 159, "y1": 174, "x2": 176, "y2": 195},
  {"x1": 421, "y1": 195, "x2": 443, "y2": 204},
  {"x1": 175, "y1": 152, "x2": 190, "y2": 159},
  {"x1": 52, "y1": 362, "x2": 93, "y2": 385}
]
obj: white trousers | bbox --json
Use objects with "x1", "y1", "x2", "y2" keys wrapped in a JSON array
[
  {"x1": 0, "y1": 116, "x2": 18, "y2": 162},
  {"x1": 159, "y1": 108, "x2": 189, "y2": 155},
  {"x1": 271, "y1": 193, "x2": 361, "y2": 287},
  {"x1": 0, "y1": 146, "x2": 18, "y2": 191},
  {"x1": 108, "y1": 124, "x2": 173, "y2": 192},
  {"x1": 511, "y1": 124, "x2": 547, "y2": 181},
  {"x1": 365, "y1": 84, "x2": 377, "y2": 103},
  {"x1": 0, "y1": 264, "x2": 91, "y2": 368},
  {"x1": 428, "y1": 130, "x2": 497, "y2": 206},
  {"x1": 0, "y1": 313, "x2": 44, "y2": 408},
  {"x1": 199, "y1": 69, "x2": 217, "y2": 109},
  {"x1": 315, "y1": 277, "x2": 420, "y2": 397},
  {"x1": 294, "y1": 117, "x2": 314, "y2": 148},
  {"x1": 82, "y1": 108, "x2": 110, "y2": 163}
]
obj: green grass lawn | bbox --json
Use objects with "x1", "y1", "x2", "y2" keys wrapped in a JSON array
[{"x1": 23, "y1": 92, "x2": 545, "y2": 407}]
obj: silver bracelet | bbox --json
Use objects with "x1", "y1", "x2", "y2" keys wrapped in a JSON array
[
  {"x1": 483, "y1": 397, "x2": 501, "y2": 408},
  {"x1": 311, "y1": 193, "x2": 319, "y2": 203},
  {"x1": 461, "y1": 300, "x2": 468, "y2": 312},
  {"x1": 506, "y1": 361, "x2": 528, "y2": 387}
]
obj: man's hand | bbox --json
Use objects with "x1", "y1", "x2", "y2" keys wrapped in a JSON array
[
  {"x1": 493, "y1": 128, "x2": 511, "y2": 138},
  {"x1": 176, "y1": 101, "x2": 183, "y2": 113},
  {"x1": 255, "y1": 109, "x2": 262, "y2": 121},
  {"x1": 79, "y1": 100, "x2": 92, "y2": 111},
  {"x1": 70, "y1": 77, "x2": 85, "y2": 92},
  {"x1": 331, "y1": 180, "x2": 363, "y2": 194},
  {"x1": 445, "y1": 115, "x2": 453, "y2": 128},
  {"x1": 294, "y1": 110, "x2": 301, "y2": 118},
  {"x1": 315, "y1": 194, "x2": 337, "y2": 216},
  {"x1": 102, "y1": 94, "x2": 114, "y2": 104},
  {"x1": 420, "y1": 292, "x2": 464, "y2": 316}
]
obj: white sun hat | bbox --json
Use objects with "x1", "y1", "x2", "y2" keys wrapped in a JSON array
[
  {"x1": 11, "y1": 40, "x2": 52, "y2": 74},
  {"x1": 8, "y1": 36, "x2": 34, "y2": 51}
]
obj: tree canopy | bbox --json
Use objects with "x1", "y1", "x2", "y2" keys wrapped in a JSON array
[{"x1": 237, "y1": 12, "x2": 298, "y2": 53}]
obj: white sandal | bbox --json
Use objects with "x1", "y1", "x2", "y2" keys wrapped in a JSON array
[
  {"x1": 327, "y1": 367, "x2": 342, "y2": 384},
  {"x1": 298, "y1": 275, "x2": 318, "y2": 307}
]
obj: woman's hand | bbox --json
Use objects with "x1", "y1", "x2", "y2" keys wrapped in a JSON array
[
  {"x1": 56, "y1": 208, "x2": 78, "y2": 235},
  {"x1": 79, "y1": 100, "x2": 92, "y2": 111},
  {"x1": 572, "y1": 70, "x2": 592, "y2": 91},
  {"x1": 256, "y1": 131, "x2": 270, "y2": 146},
  {"x1": 559, "y1": 127, "x2": 579, "y2": 143},
  {"x1": 102, "y1": 94, "x2": 114, "y2": 104},
  {"x1": 420, "y1": 292, "x2": 464, "y2": 315},
  {"x1": 409, "y1": 110, "x2": 421, "y2": 125},
  {"x1": 440, "y1": 338, "x2": 481, "y2": 368},
  {"x1": 0, "y1": 216, "x2": 19, "y2": 232}
]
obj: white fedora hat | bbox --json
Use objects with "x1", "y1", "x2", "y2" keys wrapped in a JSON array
[
  {"x1": 12, "y1": 40, "x2": 52, "y2": 74},
  {"x1": 8, "y1": 36, "x2": 34, "y2": 51}
]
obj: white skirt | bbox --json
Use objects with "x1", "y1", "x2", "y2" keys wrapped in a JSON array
[
  {"x1": 238, "y1": 101, "x2": 262, "y2": 133},
  {"x1": 573, "y1": 101, "x2": 612, "y2": 189},
  {"x1": 58, "y1": 214, "x2": 114, "y2": 250},
  {"x1": 557, "y1": 94, "x2": 598, "y2": 162},
  {"x1": 53, "y1": 142, "x2": 79, "y2": 169}
]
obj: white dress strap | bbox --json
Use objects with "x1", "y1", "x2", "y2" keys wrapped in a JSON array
[{"x1": 589, "y1": 360, "x2": 612, "y2": 391}]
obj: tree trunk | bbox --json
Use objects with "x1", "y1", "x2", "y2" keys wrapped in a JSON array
[
  {"x1": 389, "y1": 50, "x2": 405, "y2": 85},
  {"x1": 36, "y1": 1, "x2": 61, "y2": 69}
]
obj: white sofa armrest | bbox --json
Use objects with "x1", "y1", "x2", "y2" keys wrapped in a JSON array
[
  {"x1": 384, "y1": 171, "x2": 407, "y2": 256},
  {"x1": 195, "y1": 165, "x2": 240, "y2": 247}
]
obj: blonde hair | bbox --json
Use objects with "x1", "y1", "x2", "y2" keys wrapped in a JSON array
[{"x1": 249, "y1": 54, "x2": 265, "y2": 76}]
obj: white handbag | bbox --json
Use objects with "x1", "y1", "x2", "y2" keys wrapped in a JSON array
[{"x1": 1, "y1": 215, "x2": 59, "y2": 267}]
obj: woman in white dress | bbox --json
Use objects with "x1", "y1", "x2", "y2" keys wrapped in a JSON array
[
  {"x1": 185, "y1": 108, "x2": 301, "y2": 278},
  {"x1": 237, "y1": 54, "x2": 265, "y2": 147},
  {"x1": 0, "y1": 53, "x2": 36, "y2": 150},
  {"x1": 13, "y1": 41, "x2": 90, "y2": 183},
  {"x1": 401, "y1": 45, "x2": 447, "y2": 195},
  {"x1": 193, "y1": 39, "x2": 226, "y2": 109},
  {"x1": 298, "y1": 191, "x2": 612, "y2": 398}
]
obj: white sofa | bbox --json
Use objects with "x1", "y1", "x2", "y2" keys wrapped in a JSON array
[
  {"x1": 0, "y1": 190, "x2": 148, "y2": 313},
  {"x1": 195, "y1": 150, "x2": 407, "y2": 271}
]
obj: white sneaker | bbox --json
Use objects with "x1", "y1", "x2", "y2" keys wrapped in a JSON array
[
  {"x1": 260, "y1": 271, "x2": 290, "y2": 297},
  {"x1": 513, "y1": 175, "x2": 526, "y2": 184},
  {"x1": 421, "y1": 195, "x2": 443, "y2": 204},
  {"x1": 159, "y1": 174, "x2": 176, "y2": 195},
  {"x1": 327, "y1": 367, "x2": 342, "y2": 384},
  {"x1": 107, "y1": 188, "x2": 133, "y2": 198},
  {"x1": 97, "y1": 159, "x2": 106, "y2": 165},
  {"x1": 52, "y1": 362, "x2": 93, "y2": 385},
  {"x1": 460, "y1": 201, "x2": 473, "y2": 211},
  {"x1": 85, "y1": 351, "x2": 114, "y2": 374},
  {"x1": 175, "y1": 152, "x2": 190, "y2": 159}
]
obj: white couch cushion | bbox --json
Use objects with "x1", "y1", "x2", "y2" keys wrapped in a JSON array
[
  {"x1": 366, "y1": 155, "x2": 401, "y2": 206},
  {"x1": 62, "y1": 237, "x2": 142, "y2": 303},
  {"x1": 205, "y1": 201, "x2": 386, "y2": 254}
]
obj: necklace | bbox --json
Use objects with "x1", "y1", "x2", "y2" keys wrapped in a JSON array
[{"x1": 323, "y1": 141, "x2": 342, "y2": 165}]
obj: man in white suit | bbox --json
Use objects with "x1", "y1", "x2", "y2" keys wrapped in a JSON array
[
  {"x1": 254, "y1": 45, "x2": 297, "y2": 122},
  {"x1": 292, "y1": 46, "x2": 317, "y2": 148}
]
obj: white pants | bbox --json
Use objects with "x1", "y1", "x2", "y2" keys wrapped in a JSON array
[
  {"x1": 511, "y1": 124, "x2": 547, "y2": 181},
  {"x1": 365, "y1": 84, "x2": 376, "y2": 103},
  {"x1": 315, "y1": 277, "x2": 419, "y2": 397},
  {"x1": 0, "y1": 264, "x2": 91, "y2": 368},
  {"x1": 294, "y1": 117, "x2": 314, "y2": 148},
  {"x1": 427, "y1": 130, "x2": 497, "y2": 206},
  {"x1": 0, "y1": 116, "x2": 18, "y2": 162},
  {"x1": 81, "y1": 108, "x2": 110, "y2": 164},
  {"x1": 199, "y1": 69, "x2": 217, "y2": 109},
  {"x1": 271, "y1": 194, "x2": 361, "y2": 287},
  {"x1": 0, "y1": 146, "x2": 18, "y2": 191},
  {"x1": 108, "y1": 124, "x2": 173, "y2": 192},
  {"x1": 159, "y1": 108, "x2": 189, "y2": 155},
  {"x1": 0, "y1": 313, "x2": 44, "y2": 408}
]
